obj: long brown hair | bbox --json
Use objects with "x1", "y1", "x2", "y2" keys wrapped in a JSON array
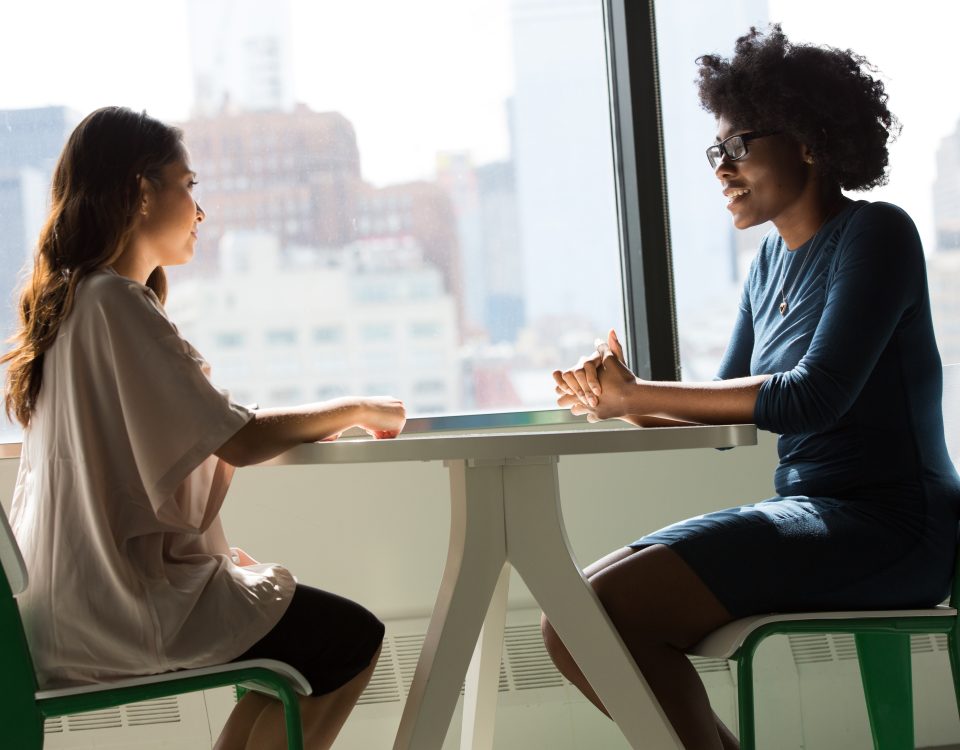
[{"x1": 3, "y1": 107, "x2": 185, "y2": 426}]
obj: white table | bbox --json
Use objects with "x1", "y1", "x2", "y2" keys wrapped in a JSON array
[{"x1": 266, "y1": 422, "x2": 757, "y2": 749}]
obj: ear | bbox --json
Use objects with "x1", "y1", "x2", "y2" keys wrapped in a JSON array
[
  {"x1": 800, "y1": 143, "x2": 815, "y2": 166},
  {"x1": 137, "y1": 175, "x2": 153, "y2": 217}
]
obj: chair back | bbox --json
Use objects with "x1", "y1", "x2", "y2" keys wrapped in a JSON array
[
  {"x1": 0, "y1": 503, "x2": 27, "y2": 595},
  {"x1": 0, "y1": 504, "x2": 44, "y2": 743}
]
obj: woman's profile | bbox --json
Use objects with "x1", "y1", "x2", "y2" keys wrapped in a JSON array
[
  {"x1": 546, "y1": 25, "x2": 960, "y2": 748},
  {"x1": 5, "y1": 106, "x2": 406, "y2": 749}
]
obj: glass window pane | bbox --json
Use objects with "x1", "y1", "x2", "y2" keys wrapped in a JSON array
[
  {"x1": 0, "y1": 0, "x2": 628, "y2": 430},
  {"x1": 655, "y1": 1, "x2": 960, "y2": 378}
]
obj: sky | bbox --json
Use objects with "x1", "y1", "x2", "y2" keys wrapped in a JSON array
[{"x1": 0, "y1": 0, "x2": 957, "y2": 252}]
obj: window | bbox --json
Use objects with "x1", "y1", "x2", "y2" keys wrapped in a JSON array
[
  {"x1": 215, "y1": 332, "x2": 246, "y2": 348},
  {"x1": 654, "y1": 1, "x2": 960, "y2": 378},
  {"x1": 265, "y1": 329, "x2": 298, "y2": 346},
  {"x1": 0, "y1": 0, "x2": 671, "y2": 430},
  {"x1": 313, "y1": 326, "x2": 343, "y2": 344}
]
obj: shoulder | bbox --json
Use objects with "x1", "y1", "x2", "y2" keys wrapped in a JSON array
[
  {"x1": 843, "y1": 201, "x2": 921, "y2": 244},
  {"x1": 76, "y1": 270, "x2": 164, "y2": 319},
  {"x1": 72, "y1": 270, "x2": 172, "y2": 338}
]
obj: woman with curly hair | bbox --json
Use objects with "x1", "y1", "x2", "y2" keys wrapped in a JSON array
[{"x1": 543, "y1": 25, "x2": 960, "y2": 748}]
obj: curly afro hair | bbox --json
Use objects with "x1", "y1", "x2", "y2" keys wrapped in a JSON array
[{"x1": 696, "y1": 24, "x2": 899, "y2": 191}]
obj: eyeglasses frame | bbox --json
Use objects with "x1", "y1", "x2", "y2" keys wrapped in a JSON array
[{"x1": 706, "y1": 130, "x2": 783, "y2": 169}]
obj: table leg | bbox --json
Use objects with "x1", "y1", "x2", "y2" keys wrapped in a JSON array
[
  {"x1": 501, "y1": 459, "x2": 684, "y2": 750},
  {"x1": 460, "y1": 562, "x2": 510, "y2": 750},
  {"x1": 393, "y1": 460, "x2": 509, "y2": 750}
]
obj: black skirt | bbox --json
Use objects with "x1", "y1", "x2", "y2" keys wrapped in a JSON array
[{"x1": 231, "y1": 583, "x2": 385, "y2": 696}]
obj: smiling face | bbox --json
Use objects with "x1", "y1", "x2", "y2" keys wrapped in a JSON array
[
  {"x1": 714, "y1": 115, "x2": 813, "y2": 235},
  {"x1": 137, "y1": 151, "x2": 205, "y2": 268}
]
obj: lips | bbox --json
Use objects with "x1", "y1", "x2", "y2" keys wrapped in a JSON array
[{"x1": 723, "y1": 186, "x2": 751, "y2": 208}]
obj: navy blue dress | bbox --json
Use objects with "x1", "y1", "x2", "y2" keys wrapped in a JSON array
[{"x1": 632, "y1": 200, "x2": 960, "y2": 617}]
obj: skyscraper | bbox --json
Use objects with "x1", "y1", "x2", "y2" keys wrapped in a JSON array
[
  {"x1": 509, "y1": 0, "x2": 622, "y2": 330},
  {"x1": 187, "y1": 0, "x2": 296, "y2": 116},
  {"x1": 180, "y1": 106, "x2": 363, "y2": 268},
  {"x1": 0, "y1": 106, "x2": 80, "y2": 336},
  {"x1": 933, "y1": 119, "x2": 960, "y2": 253},
  {"x1": 928, "y1": 116, "x2": 960, "y2": 363}
]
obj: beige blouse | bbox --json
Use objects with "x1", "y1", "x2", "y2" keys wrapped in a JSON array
[{"x1": 10, "y1": 269, "x2": 295, "y2": 688}]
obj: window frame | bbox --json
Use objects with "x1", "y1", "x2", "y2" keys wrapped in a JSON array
[{"x1": 0, "y1": 0, "x2": 676, "y2": 447}]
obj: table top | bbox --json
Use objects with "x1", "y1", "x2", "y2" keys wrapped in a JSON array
[{"x1": 263, "y1": 423, "x2": 758, "y2": 466}]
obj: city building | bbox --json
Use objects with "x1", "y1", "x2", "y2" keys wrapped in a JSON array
[
  {"x1": 167, "y1": 230, "x2": 460, "y2": 416},
  {"x1": 187, "y1": 0, "x2": 296, "y2": 116},
  {"x1": 934, "y1": 118, "x2": 960, "y2": 253},
  {"x1": 0, "y1": 106, "x2": 80, "y2": 337},
  {"x1": 354, "y1": 179, "x2": 463, "y2": 321},
  {"x1": 180, "y1": 106, "x2": 363, "y2": 267}
]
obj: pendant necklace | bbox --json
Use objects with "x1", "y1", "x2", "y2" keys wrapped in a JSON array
[{"x1": 778, "y1": 228, "x2": 822, "y2": 316}]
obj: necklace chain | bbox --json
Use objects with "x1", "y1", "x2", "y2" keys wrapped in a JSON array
[{"x1": 779, "y1": 229, "x2": 822, "y2": 316}]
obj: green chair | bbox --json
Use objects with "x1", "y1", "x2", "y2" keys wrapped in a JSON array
[
  {"x1": 0, "y1": 506, "x2": 310, "y2": 749},
  {"x1": 689, "y1": 363, "x2": 960, "y2": 749}
]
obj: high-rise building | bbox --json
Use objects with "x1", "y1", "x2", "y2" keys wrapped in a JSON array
[
  {"x1": 433, "y1": 152, "x2": 523, "y2": 343},
  {"x1": 181, "y1": 106, "x2": 363, "y2": 267},
  {"x1": 0, "y1": 106, "x2": 80, "y2": 336},
  {"x1": 354, "y1": 179, "x2": 463, "y2": 318},
  {"x1": 167, "y1": 230, "x2": 460, "y2": 415},
  {"x1": 435, "y1": 152, "x2": 484, "y2": 331},
  {"x1": 510, "y1": 0, "x2": 622, "y2": 330},
  {"x1": 187, "y1": 0, "x2": 295, "y2": 116},
  {"x1": 476, "y1": 160, "x2": 524, "y2": 343},
  {"x1": 934, "y1": 119, "x2": 960, "y2": 253},
  {"x1": 929, "y1": 116, "x2": 960, "y2": 364}
]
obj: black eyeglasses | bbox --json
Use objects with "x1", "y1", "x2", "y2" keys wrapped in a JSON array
[{"x1": 706, "y1": 130, "x2": 781, "y2": 169}]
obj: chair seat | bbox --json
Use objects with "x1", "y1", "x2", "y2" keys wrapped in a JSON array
[
  {"x1": 36, "y1": 658, "x2": 312, "y2": 700},
  {"x1": 689, "y1": 605, "x2": 957, "y2": 659}
]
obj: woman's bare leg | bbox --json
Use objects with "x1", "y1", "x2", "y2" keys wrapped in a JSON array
[
  {"x1": 215, "y1": 643, "x2": 382, "y2": 750},
  {"x1": 541, "y1": 545, "x2": 737, "y2": 749},
  {"x1": 214, "y1": 691, "x2": 273, "y2": 750}
]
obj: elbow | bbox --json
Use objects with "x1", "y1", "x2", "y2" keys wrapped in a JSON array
[
  {"x1": 756, "y1": 373, "x2": 847, "y2": 434},
  {"x1": 215, "y1": 421, "x2": 260, "y2": 467}
]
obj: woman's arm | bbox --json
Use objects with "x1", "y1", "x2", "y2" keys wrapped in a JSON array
[
  {"x1": 555, "y1": 330, "x2": 765, "y2": 425},
  {"x1": 612, "y1": 373, "x2": 769, "y2": 424},
  {"x1": 215, "y1": 396, "x2": 406, "y2": 467}
]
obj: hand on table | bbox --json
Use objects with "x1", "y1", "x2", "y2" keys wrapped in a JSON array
[
  {"x1": 554, "y1": 330, "x2": 639, "y2": 422},
  {"x1": 357, "y1": 396, "x2": 407, "y2": 439}
]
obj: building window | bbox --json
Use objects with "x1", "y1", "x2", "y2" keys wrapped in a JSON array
[
  {"x1": 215, "y1": 332, "x2": 245, "y2": 348},
  {"x1": 265, "y1": 329, "x2": 297, "y2": 346}
]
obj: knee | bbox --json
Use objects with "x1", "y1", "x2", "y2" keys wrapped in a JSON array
[{"x1": 540, "y1": 613, "x2": 569, "y2": 665}]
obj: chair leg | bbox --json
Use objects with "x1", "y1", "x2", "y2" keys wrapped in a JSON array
[
  {"x1": 275, "y1": 683, "x2": 305, "y2": 750},
  {"x1": 9, "y1": 710, "x2": 43, "y2": 750},
  {"x1": 855, "y1": 632, "x2": 913, "y2": 750},
  {"x1": 735, "y1": 645, "x2": 758, "y2": 750},
  {"x1": 947, "y1": 631, "x2": 960, "y2": 723}
]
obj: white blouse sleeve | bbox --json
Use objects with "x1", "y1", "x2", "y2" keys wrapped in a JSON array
[{"x1": 82, "y1": 275, "x2": 253, "y2": 531}]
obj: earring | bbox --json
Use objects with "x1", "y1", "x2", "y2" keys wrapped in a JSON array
[{"x1": 804, "y1": 155, "x2": 815, "y2": 165}]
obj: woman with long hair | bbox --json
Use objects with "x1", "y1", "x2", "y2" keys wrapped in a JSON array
[
  {"x1": 545, "y1": 26, "x2": 960, "y2": 748},
  {"x1": 5, "y1": 106, "x2": 406, "y2": 750}
]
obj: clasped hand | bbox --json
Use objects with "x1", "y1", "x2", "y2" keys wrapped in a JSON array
[{"x1": 552, "y1": 329, "x2": 638, "y2": 422}]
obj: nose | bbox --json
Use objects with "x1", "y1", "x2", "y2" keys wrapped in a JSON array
[
  {"x1": 714, "y1": 156, "x2": 737, "y2": 180},
  {"x1": 195, "y1": 201, "x2": 205, "y2": 223}
]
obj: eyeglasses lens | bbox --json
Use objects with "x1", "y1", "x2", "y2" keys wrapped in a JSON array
[
  {"x1": 707, "y1": 135, "x2": 749, "y2": 169},
  {"x1": 726, "y1": 136, "x2": 746, "y2": 160}
]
